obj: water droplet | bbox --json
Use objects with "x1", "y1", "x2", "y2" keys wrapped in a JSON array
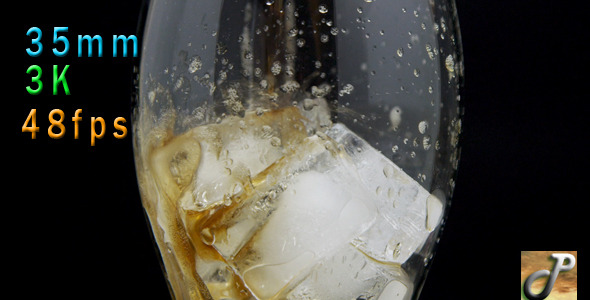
[
  {"x1": 266, "y1": 0, "x2": 275, "y2": 5},
  {"x1": 396, "y1": 48, "x2": 404, "y2": 57},
  {"x1": 445, "y1": 55, "x2": 455, "y2": 72},
  {"x1": 425, "y1": 43, "x2": 435, "y2": 60},
  {"x1": 389, "y1": 106, "x2": 402, "y2": 130},
  {"x1": 423, "y1": 135, "x2": 432, "y2": 150},
  {"x1": 379, "y1": 30, "x2": 385, "y2": 35},
  {"x1": 391, "y1": 145, "x2": 399, "y2": 153},
  {"x1": 428, "y1": 86, "x2": 433, "y2": 94},
  {"x1": 357, "y1": 7, "x2": 363, "y2": 13},
  {"x1": 188, "y1": 55, "x2": 202, "y2": 73},
  {"x1": 320, "y1": 34, "x2": 329, "y2": 43},
  {"x1": 413, "y1": 68, "x2": 420, "y2": 77},
  {"x1": 418, "y1": 120, "x2": 429, "y2": 134},
  {"x1": 318, "y1": 4, "x2": 328, "y2": 14},
  {"x1": 330, "y1": 27, "x2": 339, "y2": 35},
  {"x1": 296, "y1": 38, "x2": 306, "y2": 47},
  {"x1": 338, "y1": 83, "x2": 354, "y2": 96}
]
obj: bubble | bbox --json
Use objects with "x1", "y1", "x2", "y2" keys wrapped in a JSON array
[
  {"x1": 445, "y1": 55, "x2": 455, "y2": 72},
  {"x1": 418, "y1": 120, "x2": 429, "y2": 134},
  {"x1": 423, "y1": 135, "x2": 432, "y2": 150},
  {"x1": 271, "y1": 61, "x2": 282, "y2": 75},
  {"x1": 296, "y1": 38, "x2": 306, "y2": 48},
  {"x1": 391, "y1": 145, "x2": 399, "y2": 153},
  {"x1": 285, "y1": 66, "x2": 295, "y2": 77},
  {"x1": 389, "y1": 106, "x2": 402, "y2": 130},
  {"x1": 338, "y1": 83, "x2": 354, "y2": 96},
  {"x1": 318, "y1": 4, "x2": 328, "y2": 14},
  {"x1": 425, "y1": 43, "x2": 435, "y2": 60},
  {"x1": 218, "y1": 70, "x2": 227, "y2": 81},
  {"x1": 311, "y1": 84, "x2": 331, "y2": 97},
  {"x1": 270, "y1": 136, "x2": 282, "y2": 147},
  {"x1": 187, "y1": 55, "x2": 202, "y2": 73},
  {"x1": 280, "y1": 80, "x2": 300, "y2": 93}
]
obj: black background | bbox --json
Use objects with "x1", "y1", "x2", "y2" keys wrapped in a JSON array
[{"x1": 11, "y1": 0, "x2": 587, "y2": 299}]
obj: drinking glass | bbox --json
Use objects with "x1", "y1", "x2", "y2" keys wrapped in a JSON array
[{"x1": 133, "y1": 0, "x2": 463, "y2": 299}]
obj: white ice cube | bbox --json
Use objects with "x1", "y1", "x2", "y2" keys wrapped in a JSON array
[
  {"x1": 237, "y1": 163, "x2": 377, "y2": 298},
  {"x1": 327, "y1": 123, "x2": 438, "y2": 264}
]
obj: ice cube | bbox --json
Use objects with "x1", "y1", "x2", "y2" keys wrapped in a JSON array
[
  {"x1": 238, "y1": 169, "x2": 376, "y2": 298},
  {"x1": 326, "y1": 123, "x2": 437, "y2": 264},
  {"x1": 206, "y1": 135, "x2": 338, "y2": 260},
  {"x1": 285, "y1": 244, "x2": 408, "y2": 300},
  {"x1": 205, "y1": 134, "x2": 377, "y2": 298},
  {"x1": 163, "y1": 107, "x2": 308, "y2": 212}
]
